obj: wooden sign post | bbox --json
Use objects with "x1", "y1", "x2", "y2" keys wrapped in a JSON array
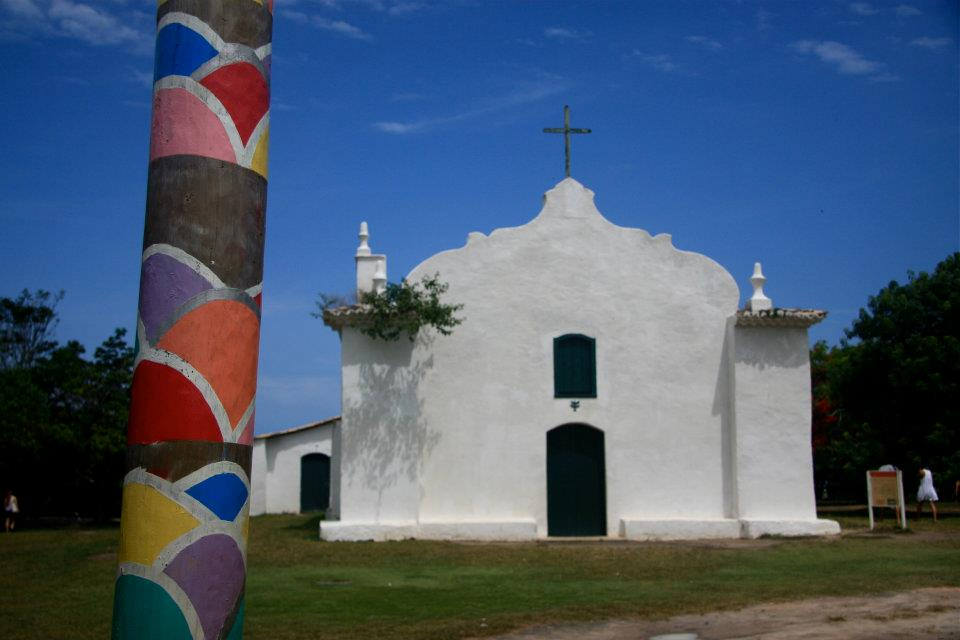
[{"x1": 867, "y1": 470, "x2": 906, "y2": 530}]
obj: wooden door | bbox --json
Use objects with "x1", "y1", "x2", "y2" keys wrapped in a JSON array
[
  {"x1": 300, "y1": 453, "x2": 330, "y2": 512},
  {"x1": 547, "y1": 424, "x2": 606, "y2": 536}
]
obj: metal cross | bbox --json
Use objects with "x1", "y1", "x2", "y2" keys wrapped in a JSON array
[{"x1": 543, "y1": 105, "x2": 591, "y2": 177}]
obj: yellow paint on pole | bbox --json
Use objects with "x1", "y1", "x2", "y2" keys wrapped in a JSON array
[
  {"x1": 118, "y1": 483, "x2": 200, "y2": 566},
  {"x1": 251, "y1": 128, "x2": 270, "y2": 178}
]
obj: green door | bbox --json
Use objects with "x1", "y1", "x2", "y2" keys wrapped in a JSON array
[
  {"x1": 547, "y1": 424, "x2": 607, "y2": 536},
  {"x1": 300, "y1": 453, "x2": 330, "y2": 513}
]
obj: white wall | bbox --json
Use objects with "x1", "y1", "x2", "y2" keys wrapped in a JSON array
[
  {"x1": 251, "y1": 439, "x2": 268, "y2": 515},
  {"x1": 338, "y1": 334, "x2": 422, "y2": 524},
  {"x1": 250, "y1": 422, "x2": 336, "y2": 515},
  {"x1": 732, "y1": 326, "x2": 819, "y2": 520},
  {"x1": 332, "y1": 179, "x2": 744, "y2": 538}
]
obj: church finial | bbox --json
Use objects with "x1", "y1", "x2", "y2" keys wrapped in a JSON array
[
  {"x1": 357, "y1": 221, "x2": 371, "y2": 257},
  {"x1": 747, "y1": 262, "x2": 773, "y2": 311},
  {"x1": 355, "y1": 222, "x2": 387, "y2": 298},
  {"x1": 543, "y1": 105, "x2": 591, "y2": 178}
]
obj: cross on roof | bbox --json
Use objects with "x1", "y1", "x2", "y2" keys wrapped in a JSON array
[{"x1": 543, "y1": 105, "x2": 591, "y2": 178}]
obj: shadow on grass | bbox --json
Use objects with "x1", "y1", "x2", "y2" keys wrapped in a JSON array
[
  {"x1": 14, "y1": 516, "x2": 121, "y2": 531},
  {"x1": 284, "y1": 512, "x2": 324, "y2": 539}
]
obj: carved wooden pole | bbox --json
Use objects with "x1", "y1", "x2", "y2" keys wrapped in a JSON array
[{"x1": 112, "y1": 1, "x2": 273, "y2": 638}]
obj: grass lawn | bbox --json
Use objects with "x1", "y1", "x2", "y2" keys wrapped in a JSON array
[{"x1": 1, "y1": 508, "x2": 957, "y2": 640}]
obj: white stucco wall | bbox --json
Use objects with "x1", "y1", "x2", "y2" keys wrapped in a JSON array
[
  {"x1": 732, "y1": 326, "x2": 840, "y2": 536},
  {"x1": 326, "y1": 179, "x2": 759, "y2": 540},
  {"x1": 250, "y1": 420, "x2": 337, "y2": 515}
]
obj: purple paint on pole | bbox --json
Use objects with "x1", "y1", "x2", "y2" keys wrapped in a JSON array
[
  {"x1": 139, "y1": 252, "x2": 213, "y2": 341},
  {"x1": 163, "y1": 534, "x2": 245, "y2": 640}
]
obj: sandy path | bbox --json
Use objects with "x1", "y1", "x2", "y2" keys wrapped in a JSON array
[{"x1": 473, "y1": 587, "x2": 960, "y2": 640}]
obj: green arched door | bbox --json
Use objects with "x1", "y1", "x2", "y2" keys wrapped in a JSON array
[
  {"x1": 300, "y1": 453, "x2": 330, "y2": 513},
  {"x1": 547, "y1": 424, "x2": 606, "y2": 536}
]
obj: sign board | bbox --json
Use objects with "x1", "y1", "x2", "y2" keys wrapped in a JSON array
[{"x1": 866, "y1": 470, "x2": 906, "y2": 529}]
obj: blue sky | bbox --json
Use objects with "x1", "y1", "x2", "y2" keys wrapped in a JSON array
[{"x1": 1, "y1": 0, "x2": 957, "y2": 434}]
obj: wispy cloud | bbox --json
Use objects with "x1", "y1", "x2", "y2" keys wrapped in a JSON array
[
  {"x1": 373, "y1": 121, "x2": 419, "y2": 134},
  {"x1": 685, "y1": 35, "x2": 722, "y2": 50},
  {"x1": 544, "y1": 26, "x2": 591, "y2": 41},
  {"x1": 0, "y1": 0, "x2": 151, "y2": 51},
  {"x1": 282, "y1": 0, "x2": 424, "y2": 15},
  {"x1": 911, "y1": 36, "x2": 952, "y2": 49},
  {"x1": 627, "y1": 50, "x2": 679, "y2": 73},
  {"x1": 790, "y1": 40, "x2": 881, "y2": 75},
  {"x1": 895, "y1": 4, "x2": 922, "y2": 16},
  {"x1": 373, "y1": 77, "x2": 571, "y2": 134},
  {"x1": 281, "y1": 9, "x2": 309, "y2": 22},
  {"x1": 2, "y1": 0, "x2": 44, "y2": 19},
  {"x1": 269, "y1": 98, "x2": 298, "y2": 112},
  {"x1": 48, "y1": 0, "x2": 142, "y2": 44},
  {"x1": 315, "y1": 16, "x2": 372, "y2": 40},
  {"x1": 388, "y1": 2, "x2": 423, "y2": 15},
  {"x1": 848, "y1": 2, "x2": 878, "y2": 16},
  {"x1": 127, "y1": 67, "x2": 152, "y2": 88},
  {"x1": 281, "y1": 9, "x2": 373, "y2": 40}
]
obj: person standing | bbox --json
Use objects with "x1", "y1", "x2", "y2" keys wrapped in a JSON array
[
  {"x1": 916, "y1": 468, "x2": 939, "y2": 522},
  {"x1": 3, "y1": 489, "x2": 18, "y2": 532}
]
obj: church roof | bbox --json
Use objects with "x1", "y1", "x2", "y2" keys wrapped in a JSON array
[
  {"x1": 322, "y1": 305, "x2": 375, "y2": 330},
  {"x1": 735, "y1": 308, "x2": 827, "y2": 327},
  {"x1": 254, "y1": 415, "x2": 340, "y2": 440}
]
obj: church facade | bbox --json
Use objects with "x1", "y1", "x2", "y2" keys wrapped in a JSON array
[{"x1": 320, "y1": 178, "x2": 839, "y2": 541}]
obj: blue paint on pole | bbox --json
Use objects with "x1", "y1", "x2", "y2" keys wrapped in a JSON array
[
  {"x1": 186, "y1": 473, "x2": 249, "y2": 521},
  {"x1": 154, "y1": 23, "x2": 219, "y2": 81}
]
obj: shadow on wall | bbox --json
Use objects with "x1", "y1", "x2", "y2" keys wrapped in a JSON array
[
  {"x1": 713, "y1": 317, "x2": 736, "y2": 520},
  {"x1": 266, "y1": 435, "x2": 279, "y2": 474},
  {"x1": 341, "y1": 332, "x2": 442, "y2": 502},
  {"x1": 735, "y1": 327, "x2": 809, "y2": 370}
]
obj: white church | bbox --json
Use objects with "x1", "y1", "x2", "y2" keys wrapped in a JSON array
[{"x1": 253, "y1": 176, "x2": 840, "y2": 541}]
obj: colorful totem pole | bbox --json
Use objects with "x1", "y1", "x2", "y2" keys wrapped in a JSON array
[{"x1": 111, "y1": 1, "x2": 273, "y2": 638}]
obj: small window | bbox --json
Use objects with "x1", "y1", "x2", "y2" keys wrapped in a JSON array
[{"x1": 553, "y1": 334, "x2": 596, "y2": 398}]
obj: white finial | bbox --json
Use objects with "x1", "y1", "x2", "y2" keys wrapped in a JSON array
[
  {"x1": 357, "y1": 221, "x2": 371, "y2": 256},
  {"x1": 748, "y1": 262, "x2": 772, "y2": 312},
  {"x1": 372, "y1": 258, "x2": 387, "y2": 294}
]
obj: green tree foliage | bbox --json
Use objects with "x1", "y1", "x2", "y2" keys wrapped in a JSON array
[
  {"x1": 316, "y1": 274, "x2": 464, "y2": 342},
  {"x1": 0, "y1": 289, "x2": 63, "y2": 369},
  {"x1": 0, "y1": 291, "x2": 133, "y2": 521},
  {"x1": 813, "y1": 253, "x2": 960, "y2": 500}
]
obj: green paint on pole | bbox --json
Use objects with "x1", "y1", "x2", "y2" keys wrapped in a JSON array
[
  {"x1": 111, "y1": 575, "x2": 192, "y2": 640},
  {"x1": 225, "y1": 599, "x2": 246, "y2": 640}
]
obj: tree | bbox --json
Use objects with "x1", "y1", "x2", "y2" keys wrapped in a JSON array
[
  {"x1": 315, "y1": 274, "x2": 464, "y2": 342},
  {"x1": 0, "y1": 289, "x2": 63, "y2": 369},
  {"x1": 813, "y1": 253, "x2": 960, "y2": 499},
  {"x1": 0, "y1": 291, "x2": 133, "y2": 520}
]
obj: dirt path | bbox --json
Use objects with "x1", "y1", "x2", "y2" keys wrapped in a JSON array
[{"x1": 473, "y1": 587, "x2": 960, "y2": 640}]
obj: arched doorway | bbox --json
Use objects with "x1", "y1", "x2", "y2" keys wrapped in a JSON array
[
  {"x1": 300, "y1": 453, "x2": 330, "y2": 513},
  {"x1": 546, "y1": 424, "x2": 607, "y2": 536}
]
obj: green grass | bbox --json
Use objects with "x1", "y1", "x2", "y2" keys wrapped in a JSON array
[{"x1": 1, "y1": 511, "x2": 958, "y2": 640}]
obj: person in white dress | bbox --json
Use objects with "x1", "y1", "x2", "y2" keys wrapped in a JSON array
[
  {"x1": 916, "y1": 468, "x2": 938, "y2": 522},
  {"x1": 3, "y1": 489, "x2": 18, "y2": 532}
]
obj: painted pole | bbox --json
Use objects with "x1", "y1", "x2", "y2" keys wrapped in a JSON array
[{"x1": 111, "y1": 1, "x2": 273, "y2": 638}]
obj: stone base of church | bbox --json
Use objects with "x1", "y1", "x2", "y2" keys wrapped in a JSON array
[
  {"x1": 619, "y1": 518, "x2": 742, "y2": 540},
  {"x1": 320, "y1": 519, "x2": 538, "y2": 542},
  {"x1": 320, "y1": 517, "x2": 842, "y2": 542},
  {"x1": 739, "y1": 518, "x2": 841, "y2": 538},
  {"x1": 619, "y1": 518, "x2": 841, "y2": 541}
]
